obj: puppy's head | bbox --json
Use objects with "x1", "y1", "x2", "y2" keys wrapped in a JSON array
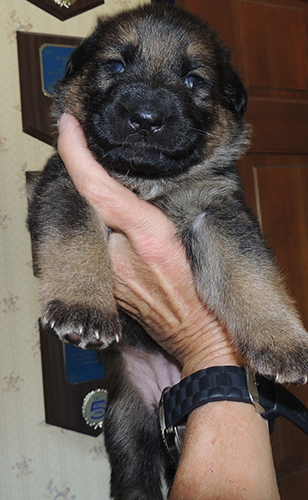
[{"x1": 53, "y1": 5, "x2": 248, "y2": 178}]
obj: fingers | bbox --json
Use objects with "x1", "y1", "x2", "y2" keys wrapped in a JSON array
[
  {"x1": 58, "y1": 114, "x2": 110, "y2": 188},
  {"x1": 57, "y1": 114, "x2": 177, "y2": 251},
  {"x1": 57, "y1": 114, "x2": 130, "y2": 231}
]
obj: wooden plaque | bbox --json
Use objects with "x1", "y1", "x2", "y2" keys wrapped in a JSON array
[
  {"x1": 26, "y1": 0, "x2": 104, "y2": 21},
  {"x1": 17, "y1": 31, "x2": 82, "y2": 145},
  {"x1": 40, "y1": 322, "x2": 106, "y2": 436}
]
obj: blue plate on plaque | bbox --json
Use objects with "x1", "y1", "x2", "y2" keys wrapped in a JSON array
[
  {"x1": 64, "y1": 343, "x2": 105, "y2": 384},
  {"x1": 39, "y1": 44, "x2": 76, "y2": 97}
]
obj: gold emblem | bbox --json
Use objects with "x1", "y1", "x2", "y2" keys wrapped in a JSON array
[{"x1": 53, "y1": 0, "x2": 76, "y2": 8}]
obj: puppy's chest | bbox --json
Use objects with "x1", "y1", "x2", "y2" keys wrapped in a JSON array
[{"x1": 114, "y1": 172, "x2": 238, "y2": 231}]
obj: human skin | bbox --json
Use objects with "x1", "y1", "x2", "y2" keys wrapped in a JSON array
[{"x1": 58, "y1": 114, "x2": 280, "y2": 499}]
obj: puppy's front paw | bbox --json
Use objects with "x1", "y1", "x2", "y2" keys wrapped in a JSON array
[
  {"x1": 42, "y1": 300, "x2": 121, "y2": 349},
  {"x1": 245, "y1": 342, "x2": 308, "y2": 385}
]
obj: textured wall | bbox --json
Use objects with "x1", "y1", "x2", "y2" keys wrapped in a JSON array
[{"x1": 0, "y1": 1, "x2": 149, "y2": 499}]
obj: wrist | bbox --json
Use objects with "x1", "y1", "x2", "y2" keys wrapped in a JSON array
[
  {"x1": 182, "y1": 346, "x2": 242, "y2": 378},
  {"x1": 175, "y1": 310, "x2": 242, "y2": 378},
  {"x1": 180, "y1": 324, "x2": 242, "y2": 379},
  {"x1": 182, "y1": 357, "x2": 241, "y2": 379},
  {"x1": 170, "y1": 401, "x2": 279, "y2": 500}
]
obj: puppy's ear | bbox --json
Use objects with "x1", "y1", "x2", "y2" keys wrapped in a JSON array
[
  {"x1": 64, "y1": 32, "x2": 98, "y2": 79},
  {"x1": 224, "y1": 69, "x2": 247, "y2": 118}
]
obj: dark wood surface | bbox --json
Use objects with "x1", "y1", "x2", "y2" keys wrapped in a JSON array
[
  {"x1": 40, "y1": 322, "x2": 106, "y2": 437},
  {"x1": 181, "y1": 1, "x2": 308, "y2": 498},
  {"x1": 239, "y1": 156, "x2": 308, "y2": 498},
  {"x1": 17, "y1": 32, "x2": 82, "y2": 145},
  {"x1": 184, "y1": 0, "x2": 308, "y2": 156},
  {"x1": 26, "y1": 0, "x2": 104, "y2": 21}
]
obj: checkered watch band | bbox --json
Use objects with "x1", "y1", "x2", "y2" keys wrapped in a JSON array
[
  {"x1": 162, "y1": 366, "x2": 252, "y2": 428},
  {"x1": 160, "y1": 365, "x2": 308, "y2": 464}
]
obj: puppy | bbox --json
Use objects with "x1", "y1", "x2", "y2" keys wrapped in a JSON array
[{"x1": 27, "y1": 5, "x2": 308, "y2": 499}]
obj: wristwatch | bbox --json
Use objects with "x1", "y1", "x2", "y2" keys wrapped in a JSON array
[{"x1": 159, "y1": 366, "x2": 308, "y2": 464}]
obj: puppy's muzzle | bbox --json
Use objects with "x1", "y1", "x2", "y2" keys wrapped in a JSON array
[{"x1": 127, "y1": 108, "x2": 164, "y2": 135}]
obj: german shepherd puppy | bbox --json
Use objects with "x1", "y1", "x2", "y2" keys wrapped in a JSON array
[{"x1": 27, "y1": 4, "x2": 308, "y2": 499}]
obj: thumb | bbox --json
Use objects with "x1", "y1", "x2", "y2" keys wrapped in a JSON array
[{"x1": 57, "y1": 114, "x2": 176, "y2": 248}]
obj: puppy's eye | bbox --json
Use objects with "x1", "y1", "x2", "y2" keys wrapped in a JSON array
[
  {"x1": 185, "y1": 74, "x2": 204, "y2": 89},
  {"x1": 105, "y1": 60, "x2": 125, "y2": 74}
]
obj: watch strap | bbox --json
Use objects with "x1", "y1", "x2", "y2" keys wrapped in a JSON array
[
  {"x1": 162, "y1": 366, "x2": 253, "y2": 428},
  {"x1": 255, "y1": 374, "x2": 308, "y2": 434},
  {"x1": 160, "y1": 366, "x2": 308, "y2": 464}
]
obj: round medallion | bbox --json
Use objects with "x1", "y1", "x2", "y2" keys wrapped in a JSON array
[{"x1": 82, "y1": 388, "x2": 108, "y2": 429}]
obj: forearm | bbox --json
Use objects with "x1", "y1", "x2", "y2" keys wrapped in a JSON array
[{"x1": 170, "y1": 401, "x2": 280, "y2": 500}]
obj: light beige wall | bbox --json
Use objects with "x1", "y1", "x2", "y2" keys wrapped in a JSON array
[{"x1": 0, "y1": 1, "x2": 149, "y2": 499}]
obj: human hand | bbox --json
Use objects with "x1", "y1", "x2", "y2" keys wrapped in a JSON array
[{"x1": 58, "y1": 114, "x2": 241, "y2": 376}]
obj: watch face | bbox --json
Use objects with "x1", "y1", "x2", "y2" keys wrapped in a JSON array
[
  {"x1": 174, "y1": 424, "x2": 186, "y2": 456},
  {"x1": 159, "y1": 388, "x2": 169, "y2": 448},
  {"x1": 159, "y1": 387, "x2": 185, "y2": 464},
  {"x1": 246, "y1": 370, "x2": 265, "y2": 414}
]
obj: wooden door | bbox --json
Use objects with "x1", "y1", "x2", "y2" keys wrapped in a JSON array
[{"x1": 178, "y1": 1, "x2": 308, "y2": 497}]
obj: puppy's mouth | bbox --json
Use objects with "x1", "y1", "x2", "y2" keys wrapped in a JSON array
[
  {"x1": 86, "y1": 111, "x2": 207, "y2": 178},
  {"x1": 84, "y1": 85, "x2": 209, "y2": 177},
  {"x1": 88, "y1": 131, "x2": 203, "y2": 177}
]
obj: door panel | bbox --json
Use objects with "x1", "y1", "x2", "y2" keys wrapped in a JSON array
[
  {"x1": 183, "y1": 0, "x2": 308, "y2": 153},
  {"x1": 239, "y1": 155, "x2": 308, "y2": 500},
  {"x1": 241, "y1": 2, "x2": 308, "y2": 91},
  {"x1": 239, "y1": 156, "x2": 308, "y2": 329},
  {"x1": 180, "y1": 1, "x2": 308, "y2": 497},
  {"x1": 246, "y1": 100, "x2": 308, "y2": 153},
  {"x1": 241, "y1": 0, "x2": 308, "y2": 153}
]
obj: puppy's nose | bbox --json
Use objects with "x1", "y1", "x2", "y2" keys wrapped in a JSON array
[{"x1": 128, "y1": 109, "x2": 164, "y2": 133}]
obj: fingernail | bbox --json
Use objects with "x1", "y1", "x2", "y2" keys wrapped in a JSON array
[{"x1": 58, "y1": 113, "x2": 69, "y2": 133}]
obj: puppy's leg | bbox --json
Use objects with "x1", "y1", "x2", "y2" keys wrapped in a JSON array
[
  {"x1": 104, "y1": 349, "x2": 167, "y2": 500},
  {"x1": 27, "y1": 156, "x2": 120, "y2": 349},
  {"x1": 186, "y1": 208, "x2": 308, "y2": 384}
]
